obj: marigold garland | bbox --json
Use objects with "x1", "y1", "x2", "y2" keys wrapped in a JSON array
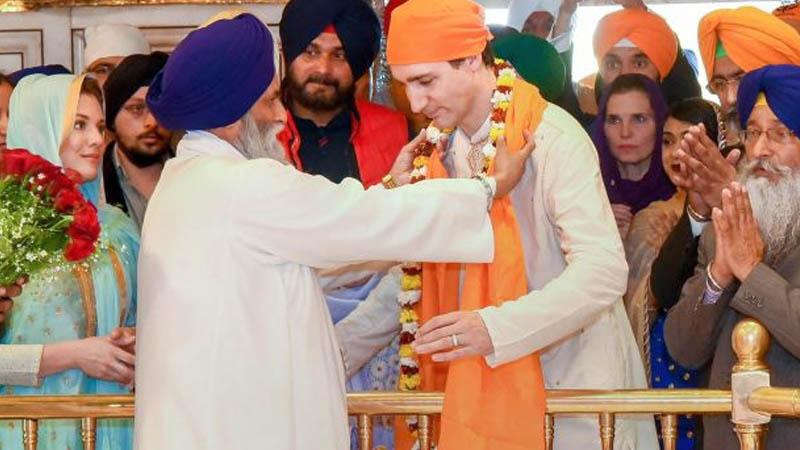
[{"x1": 396, "y1": 58, "x2": 516, "y2": 435}]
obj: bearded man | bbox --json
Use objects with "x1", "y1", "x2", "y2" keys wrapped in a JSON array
[
  {"x1": 102, "y1": 52, "x2": 171, "y2": 230},
  {"x1": 278, "y1": 0, "x2": 408, "y2": 187},
  {"x1": 665, "y1": 64, "x2": 800, "y2": 450},
  {"x1": 135, "y1": 11, "x2": 532, "y2": 450}
]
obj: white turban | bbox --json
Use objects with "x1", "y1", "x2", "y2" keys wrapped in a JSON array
[
  {"x1": 83, "y1": 24, "x2": 150, "y2": 69},
  {"x1": 506, "y1": 0, "x2": 561, "y2": 31}
]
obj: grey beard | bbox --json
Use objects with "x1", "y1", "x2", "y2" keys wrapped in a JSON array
[
  {"x1": 738, "y1": 158, "x2": 800, "y2": 266},
  {"x1": 232, "y1": 112, "x2": 288, "y2": 164}
]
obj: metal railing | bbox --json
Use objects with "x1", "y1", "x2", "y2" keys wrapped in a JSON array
[{"x1": 0, "y1": 319, "x2": 798, "y2": 450}]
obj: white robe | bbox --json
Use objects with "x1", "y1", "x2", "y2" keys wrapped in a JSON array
[
  {"x1": 337, "y1": 105, "x2": 659, "y2": 450},
  {"x1": 134, "y1": 130, "x2": 495, "y2": 450}
]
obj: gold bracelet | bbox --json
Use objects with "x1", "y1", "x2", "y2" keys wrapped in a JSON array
[
  {"x1": 687, "y1": 202, "x2": 711, "y2": 222},
  {"x1": 381, "y1": 174, "x2": 397, "y2": 190}
]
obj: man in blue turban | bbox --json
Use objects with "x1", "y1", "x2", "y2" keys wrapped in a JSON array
[
  {"x1": 278, "y1": 0, "x2": 410, "y2": 189},
  {"x1": 665, "y1": 63, "x2": 800, "y2": 450},
  {"x1": 135, "y1": 10, "x2": 532, "y2": 450}
]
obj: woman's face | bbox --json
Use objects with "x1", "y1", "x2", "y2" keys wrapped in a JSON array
[
  {"x1": 661, "y1": 117, "x2": 693, "y2": 185},
  {"x1": 59, "y1": 93, "x2": 105, "y2": 182},
  {"x1": 603, "y1": 90, "x2": 657, "y2": 165}
]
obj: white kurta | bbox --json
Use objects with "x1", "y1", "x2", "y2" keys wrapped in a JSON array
[
  {"x1": 337, "y1": 105, "x2": 659, "y2": 450},
  {"x1": 134, "y1": 131, "x2": 495, "y2": 450}
]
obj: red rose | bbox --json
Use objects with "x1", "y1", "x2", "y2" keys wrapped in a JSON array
[
  {"x1": 0, "y1": 149, "x2": 31, "y2": 178},
  {"x1": 64, "y1": 237, "x2": 96, "y2": 261},
  {"x1": 22, "y1": 154, "x2": 50, "y2": 175},
  {"x1": 47, "y1": 172, "x2": 78, "y2": 197},
  {"x1": 67, "y1": 204, "x2": 101, "y2": 242},
  {"x1": 53, "y1": 189, "x2": 84, "y2": 213}
]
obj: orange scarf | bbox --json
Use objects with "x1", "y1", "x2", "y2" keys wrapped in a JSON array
[{"x1": 396, "y1": 78, "x2": 547, "y2": 450}]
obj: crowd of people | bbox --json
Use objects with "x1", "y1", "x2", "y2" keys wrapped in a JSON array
[{"x1": 0, "y1": 0, "x2": 798, "y2": 449}]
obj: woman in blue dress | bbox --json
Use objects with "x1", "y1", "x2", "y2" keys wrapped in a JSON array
[{"x1": 0, "y1": 73, "x2": 139, "y2": 450}]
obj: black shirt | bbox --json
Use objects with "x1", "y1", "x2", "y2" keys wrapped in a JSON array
[{"x1": 294, "y1": 107, "x2": 360, "y2": 184}]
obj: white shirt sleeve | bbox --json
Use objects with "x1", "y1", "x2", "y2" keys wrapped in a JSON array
[
  {"x1": 235, "y1": 160, "x2": 495, "y2": 269},
  {"x1": 478, "y1": 130, "x2": 628, "y2": 367},
  {"x1": 0, "y1": 344, "x2": 43, "y2": 386},
  {"x1": 688, "y1": 213, "x2": 710, "y2": 237}
]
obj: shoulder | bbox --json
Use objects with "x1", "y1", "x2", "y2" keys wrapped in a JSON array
[
  {"x1": 356, "y1": 101, "x2": 407, "y2": 125},
  {"x1": 533, "y1": 103, "x2": 599, "y2": 168}
]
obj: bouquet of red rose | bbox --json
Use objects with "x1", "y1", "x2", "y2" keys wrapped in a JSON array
[{"x1": 0, "y1": 148, "x2": 101, "y2": 286}]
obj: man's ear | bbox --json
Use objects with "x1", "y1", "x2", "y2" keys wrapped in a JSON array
[{"x1": 466, "y1": 54, "x2": 484, "y2": 72}]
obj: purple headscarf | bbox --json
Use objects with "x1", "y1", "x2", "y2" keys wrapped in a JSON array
[{"x1": 591, "y1": 73, "x2": 675, "y2": 213}]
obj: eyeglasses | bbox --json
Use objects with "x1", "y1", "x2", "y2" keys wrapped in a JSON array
[
  {"x1": 706, "y1": 74, "x2": 744, "y2": 95},
  {"x1": 740, "y1": 127, "x2": 798, "y2": 146}
]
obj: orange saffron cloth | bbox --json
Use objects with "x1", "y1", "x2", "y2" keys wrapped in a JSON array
[
  {"x1": 592, "y1": 9, "x2": 678, "y2": 80},
  {"x1": 698, "y1": 6, "x2": 800, "y2": 78},
  {"x1": 395, "y1": 77, "x2": 548, "y2": 450}
]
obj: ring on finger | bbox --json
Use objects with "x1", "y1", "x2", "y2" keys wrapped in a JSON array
[{"x1": 451, "y1": 334, "x2": 459, "y2": 348}]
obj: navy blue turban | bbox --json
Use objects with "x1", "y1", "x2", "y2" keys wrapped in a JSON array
[
  {"x1": 279, "y1": 0, "x2": 380, "y2": 80},
  {"x1": 8, "y1": 65, "x2": 71, "y2": 86},
  {"x1": 738, "y1": 64, "x2": 800, "y2": 136},
  {"x1": 147, "y1": 13, "x2": 275, "y2": 131},
  {"x1": 105, "y1": 52, "x2": 168, "y2": 132}
]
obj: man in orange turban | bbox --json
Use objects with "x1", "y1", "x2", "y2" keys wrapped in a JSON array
[
  {"x1": 344, "y1": 0, "x2": 658, "y2": 448},
  {"x1": 568, "y1": 7, "x2": 699, "y2": 128},
  {"x1": 698, "y1": 6, "x2": 800, "y2": 125}
]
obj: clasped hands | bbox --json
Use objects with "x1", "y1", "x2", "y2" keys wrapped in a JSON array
[{"x1": 673, "y1": 124, "x2": 764, "y2": 287}]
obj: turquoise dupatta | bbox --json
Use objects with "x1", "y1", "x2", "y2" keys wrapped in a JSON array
[{"x1": 1, "y1": 74, "x2": 139, "y2": 450}]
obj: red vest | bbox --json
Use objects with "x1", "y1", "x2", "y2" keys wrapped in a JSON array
[{"x1": 278, "y1": 100, "x2": 408, "y2": 187}]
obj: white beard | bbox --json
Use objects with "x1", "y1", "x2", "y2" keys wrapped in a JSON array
[
  {"x1": 232, "y1": 111, "x2": 289, "y2": 164},
  {"x1": 739, "y1": 158, "x2": 800, "y2": 265}
]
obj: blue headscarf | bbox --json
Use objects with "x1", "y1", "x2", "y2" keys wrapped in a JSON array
[
  {"x1": 738, "y1": 64, "x2": 800, "y2": 136},
  {"x1": 147, "y1": 12, "x2": 275, "y2": 131},
  {"x1": 280, "y1": 0, "x2": 380, "y2": 80},
  {"x1": 591, "y1": 73, "x2": 675, "y2": 213},
  {"x1": 6, "y1": 73, "x2": 102, "y2": 205}
]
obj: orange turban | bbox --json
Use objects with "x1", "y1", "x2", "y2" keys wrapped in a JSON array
[
  {"x1": 698, "y1": 7, "x2": 800, "y2": 79},
  {"x1": 386, "y1": 0, "x2": 492, "y2": 65},
  {"x1": 593, "y1": 9, "x2": 678, "y2": 79}
]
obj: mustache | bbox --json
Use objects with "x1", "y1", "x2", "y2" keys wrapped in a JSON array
[
  {"x1": 304, "y1": 73, "x2": 340, "y2": 88},
  {"x1": 740, "y1": 158, "x2": 793, "y2": 178},
  {"x1": 137, "y1": 128, "x2": 169, "y2": 142}
]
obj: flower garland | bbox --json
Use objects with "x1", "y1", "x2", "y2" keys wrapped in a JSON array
[{"x1": 396, "y1": 58, "x2": 516, "y2": 435}]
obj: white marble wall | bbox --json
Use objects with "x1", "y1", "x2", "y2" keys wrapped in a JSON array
[{"x1": 0, "y1": 4, "x2": 285, "y2": 76}]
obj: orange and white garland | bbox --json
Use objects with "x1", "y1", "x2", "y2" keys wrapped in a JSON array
[{"x1": 397, "y1": 58, "x2": 516, "y2": 434}]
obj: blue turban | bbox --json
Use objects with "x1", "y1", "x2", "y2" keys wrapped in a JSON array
[
  {"x1": 8, "y1": 65, "x2": 71, "y2": 86},
  {"x1": 147, "y1": 13, "x2": 275, "y2": 131},
  {"x1": 738, "y1": 64, "x2": 800, "y2": 136},
  {"x1": 279, "y1": 0, "x2": 380, "y2": 80}
]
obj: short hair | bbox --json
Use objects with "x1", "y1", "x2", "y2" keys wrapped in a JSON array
[
  {"x1": 448, "y1": 44, "x2": 494, "y2": 69},
  {"x1": 80, "y1": 76, "x2": 104, "y2": 106},
  {"x1": 668, "y1": 97, "x2": 719, "y2": 146}
]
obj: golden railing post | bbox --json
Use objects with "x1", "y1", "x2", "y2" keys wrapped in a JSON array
[
  {"x1": 544, "y1": 414, "x2": 554, "y2": 450},
  {"x1": 418, "y1": 414, "x2": 432, "y2": 450},
  {"x1": 81, "y1": 417, "x2": 97, "y2": 450},
  {"x1": 731, "y1": 319, "x2": 771, "y2": 450},
  {"x1": 599, "y1": 412, "x2": 615, "y2": 450},
  {"x1": 660, "y1": 414, "x2": 678, "y2": 450},
  {"x1": 356, "y1": 414, "x2": 371, "y2": 450},
  {"x1": 22, "y1": 419, "x2": 37, "y2": 450}
]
